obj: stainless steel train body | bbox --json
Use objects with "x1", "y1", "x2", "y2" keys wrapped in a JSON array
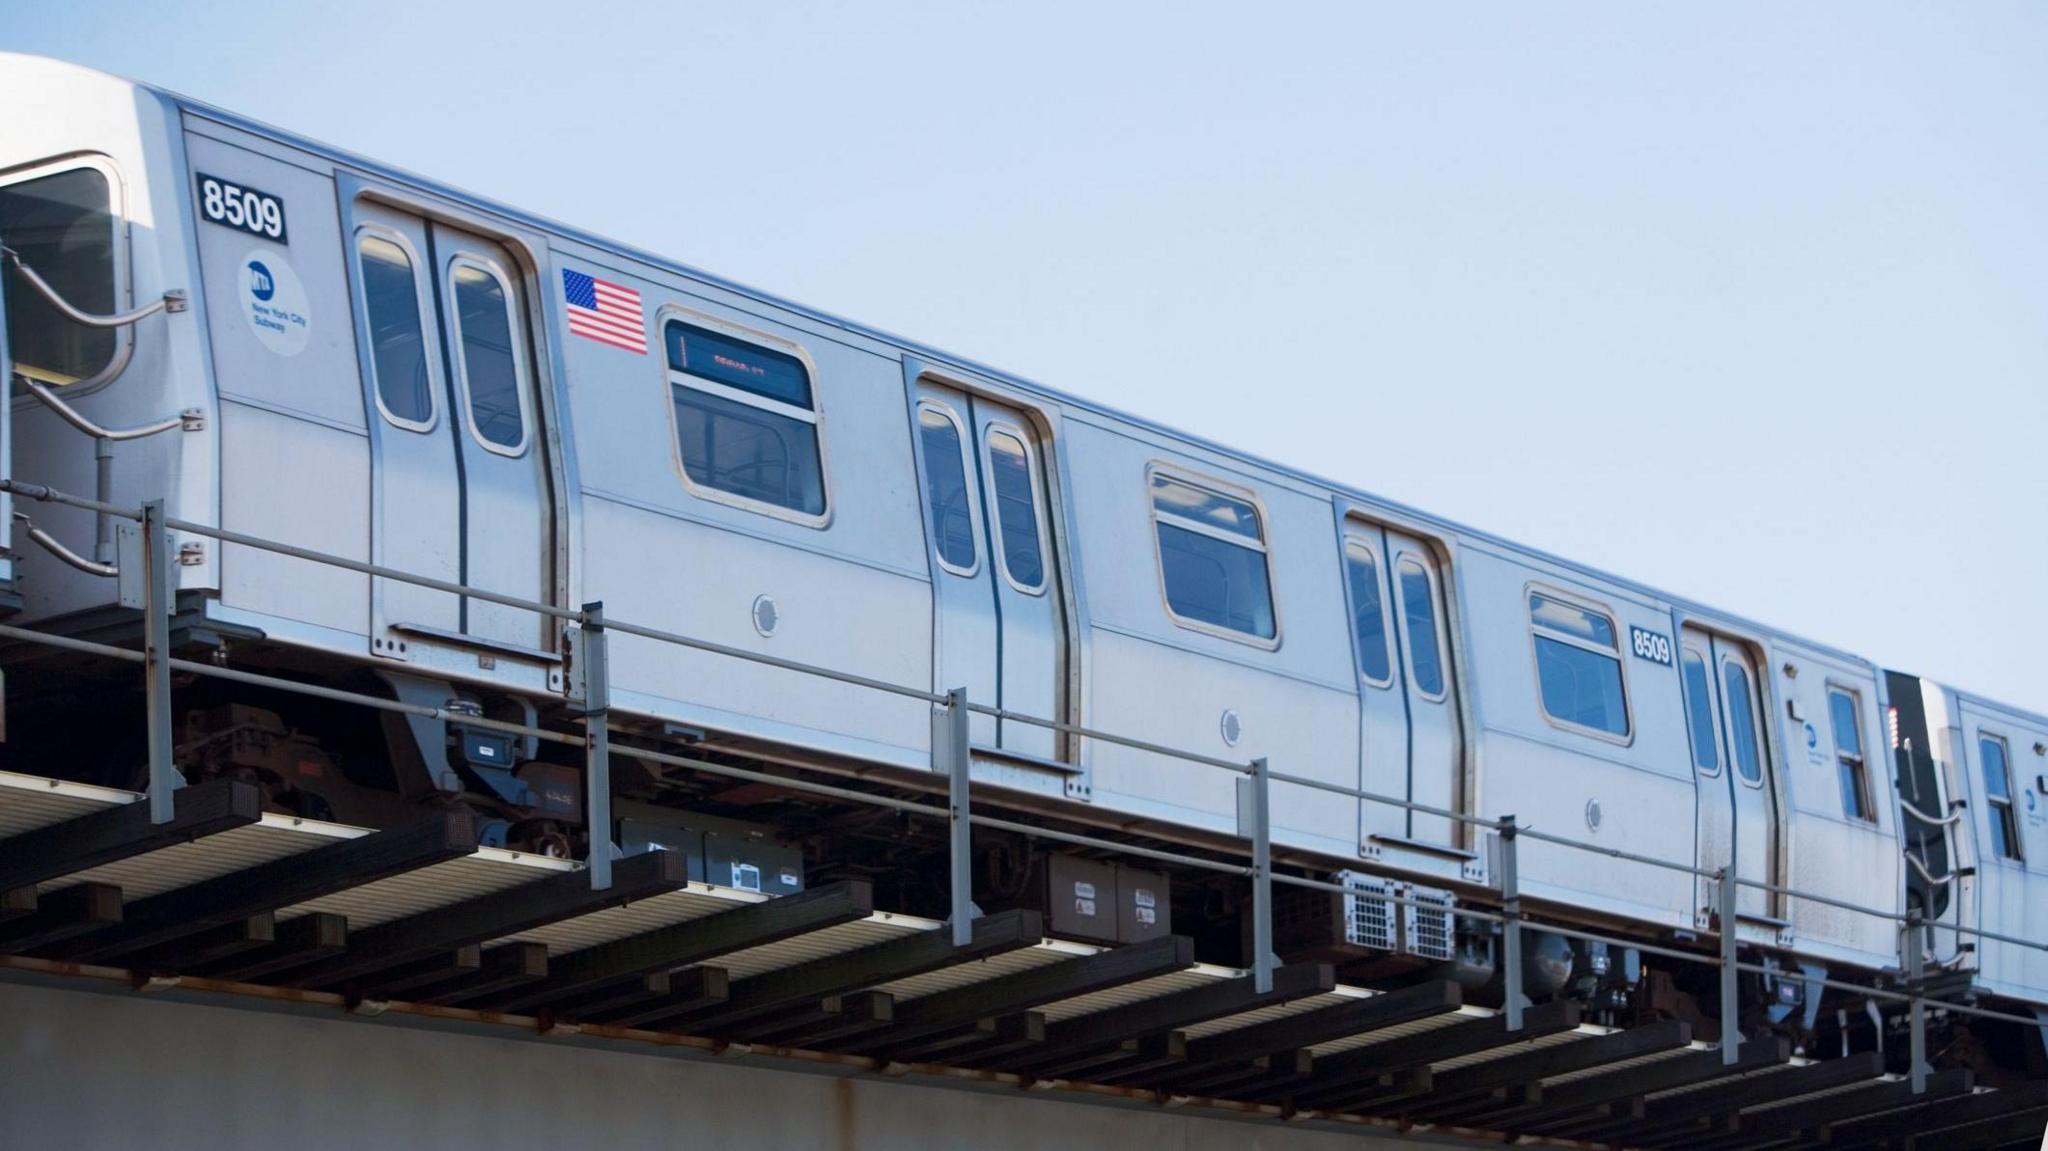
[{"x1": 2, "y1": 54, "x2": 2041, "y2": 1017}]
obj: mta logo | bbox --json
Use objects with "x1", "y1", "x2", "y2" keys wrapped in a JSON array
[{"x1": 248, "y1": 260, "x2": 275, "y2": 301}]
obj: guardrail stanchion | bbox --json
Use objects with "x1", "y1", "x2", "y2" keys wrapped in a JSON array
[
  {"x1": 1499, "y1": 815, "x2": 1522, "y2": 1031},
  {"x1": 1719, "y1": 866, "x2": 1740, "y2": 1063},
  {"x1": 943, "y1": 687, "x2": 972, "y2": 946},
  {"x1": 1905, "y1": 907, "x2": 1926, "y2": 1093},
  {"x1": 1249, "y1": 757, "x2": 1273, "y2": 994},
  {"x1": 581, "y1": 601, "x2": 612, "y2": 891},
  {"x1": 141, "y1": 498, "x2": 175, "y2": 824},
  {"x1": 10, "y1": 475, "x2": 2048, "y2": 1049}
]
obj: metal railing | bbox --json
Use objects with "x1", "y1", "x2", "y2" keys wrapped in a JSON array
[{"x1": 3, "y1": 475, "x2": 2047, "y2": 1090}]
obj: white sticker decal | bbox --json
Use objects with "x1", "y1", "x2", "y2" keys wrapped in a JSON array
[{"x1": 239, "y1": 248, "x2": 310, "y2": 356}]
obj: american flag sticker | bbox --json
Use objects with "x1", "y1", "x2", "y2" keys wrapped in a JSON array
[{"x1": 562, "y1": 268, "x2": 646, "y2": 354}]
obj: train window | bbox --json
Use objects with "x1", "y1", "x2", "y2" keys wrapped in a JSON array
[
  {"x1": 1681, "y1": 649, "x2": 1719, "y2": 773},
  {"x1": 666, "y1": 320, "x2": 826, "y2": 520},
  {"x1": 1980, "y1": 734, "x2": 2022, "y2": 861},
  {"x1": 448, "y1": 259, "x2": 531, "y2": 454},
  {"x1": 985, "y1": 427, "x2": 1046, "y2": 592},
  {"x1": 1150, "y1": 472, "x2": 1276, "y2": 642},
  {"x1": 1830, "y1": 688, "x2": 1874, "y2": 822},
  {"x1": 1722, "y1": 660, "x2": 1764, "y2": 785},
  {"x1": 917, "y1": 404, "x2": 978, "y2": 575},
  {"x1": 0, "y1": 164, "x2": 118, "y2": 391},
  {"x1": 356, "y1": 231, "x2": 438, "y2": 429},
  {"x1": 1530, "y1": 593, "x2": 1628, "y2": 738},
  {"x1": 1344, "y1": 544, "x2": 1392, "y2": 686},
  {"x1": 1399, "y1": 559, "x2": 1446, "y2": 698}
]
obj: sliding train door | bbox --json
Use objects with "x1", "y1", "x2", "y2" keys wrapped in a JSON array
[
  {"x1": 346, "y1": 199, "x2": 554, "y2": 661},
  {"x1": 1681, "y1": 626, "x2": 1783, "y2": 925},
  {"x1": 1347, "y1": 521, "x2": 1462, "y2": 852},
  {"x1": 912, "y1": 375, "x2": 1069, "y2": 782},
  {"x1": 1389, "y1": 530, "x2": 1461, "y2": 846}
]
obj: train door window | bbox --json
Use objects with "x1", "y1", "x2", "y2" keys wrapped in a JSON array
[
  {"x1": 666, "y1": 319, "x2": 827, "y2": 520},
  {"x1": 1149, "y1": 471, "x2": 1276, "y2": 643},
  {"x1": 1529, "y1": 593, "x2": 1629, "y2": 738},
  {"x1": 356, "y1": 230, "x2": 438, "y2": 429},
  {"x1": 1398, "y1": 558, "x2": 1446, "y2": 698},
  {"x1": 447, "y1": 258, "x2": 531, "y2": 455},
  {"x1": 1979, "y1": 734, "x2": 2022, "y2": 861},
  {"x1": 917, "y1": 403, "x2": 978, "y2": 574},
  {"x1": 1681, "y1": 649, "x2": 1719, "y2": 773},
  {"x1": 1344, "y1": 543, "x2": 1392, "y2": 686},
  {"x1": 1829, "y1": 688, "x2": 1874, "y2": 822},
  {"x1": 984, "y1": 426, "x2": 1047, "y2": 592},
  {"x1": 0, "y1": 162, "x2": 119, "y2": 391},
  {"x1": 1722, "y1": 659, "x2": 1764, "y2": 785}
]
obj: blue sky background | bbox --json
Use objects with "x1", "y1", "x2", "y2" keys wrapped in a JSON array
[{"x1": 7, "y1": 3, "x2": 2045, "y2": 706}]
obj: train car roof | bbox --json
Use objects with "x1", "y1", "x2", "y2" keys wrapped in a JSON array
[{"x1": 17, "y1": 52, "x2": 2030, "y2": 707}]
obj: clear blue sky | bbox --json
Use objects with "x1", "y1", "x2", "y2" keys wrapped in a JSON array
[{"x1": 8, "y1": 3, "x2": 2046, "y2": 707}]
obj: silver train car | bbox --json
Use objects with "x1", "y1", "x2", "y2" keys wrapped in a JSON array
[{"x1": 1, "y1": 54, "x2": 2042, "y2": 1076}]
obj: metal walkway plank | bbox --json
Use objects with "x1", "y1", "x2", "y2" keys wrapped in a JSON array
[
  {"x1": 50, "y1": 811, "x2": 478, "y2": 962},
  {"x1": 287, "y1": 847, "x2": 686, "y2": 989},
  {"x1": 0, "y1": 778, "x2": 262, "y2": 892}
]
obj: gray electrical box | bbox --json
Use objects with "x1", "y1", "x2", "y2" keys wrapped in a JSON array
[
  {"x1": 615, "y1": 806, "x2": 802, "y2": 896},
  {"x1": 1116, "y1": 866, "x2": 1171, "y2": 943},
  {"x1": 1045, "y1": 855, "x2": 1120, "y2": 945},
  {"x1": 703, "y1": 828, "x2": 804, "y2": 897},
  {"x1": 618, "y1": 818, "x2": 702, "y2": 866}
]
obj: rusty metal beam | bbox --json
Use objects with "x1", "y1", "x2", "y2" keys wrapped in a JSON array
[
  {"x1": 0, "y1": 882, "x2": 122, "y2": 952},
  {"x1": 203, "y1": 913, "x2": 349, "y2": 982}
]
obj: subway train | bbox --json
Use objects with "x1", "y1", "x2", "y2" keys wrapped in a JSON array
[{"x1": 1, "y1": 53, "x2": 2042, "y2": 1084}]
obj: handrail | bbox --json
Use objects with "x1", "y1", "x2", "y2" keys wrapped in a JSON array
[
  {"x1": 974, "y1": 700, "x2": 1253, "y2": 774},
  {"x1": 1904, "y1": 853, "x2": 1958, "y2": 890},
  {"x1": 5, "y1": 476, "x2": 2048, "y2": 969},
  {"x1": 21, "y1": 378, "x2": 190, "y2": 442},
  {"x1": 2, "y1": 247, "x2": 184, "y2": 329},
  {"x1": 8, "y1": 588, "x2": 2048, "y2": 1041},
  {"x1": 14, "y1": 512, "x2": 116, "y2": 577},
  {"x1": 1733, "y1": 876, "x2": 1912, "y2": 923},
  {"x1": 1897, "y1": 796, "x2": 1963, "y2": 828}
]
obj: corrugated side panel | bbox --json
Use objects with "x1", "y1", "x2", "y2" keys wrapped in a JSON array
[
  {"x1": 1307, "y1": 1004, "x2": 1490, "y2": 1056},
  {"x1": 43, "y1": 816, "x2": 361, "y2": 897},
  {"x1": 1180, "y1": 987, "x2": 1369, "y2": 1043},
  {"x1": 0, "y1": 770, "x2": 135, "y2": 834},
  {"x1": 281, "y1": 850, "x2": 573, "y2": 927},
  {"x1": 502, "y1": 886, "x2": 755, "y2": 955},
  {"x1": 1539, "y1": 1041, "x2": 1709, "y2": 1086},
  {"x1": 708, "y1": 915, "x2": 934, "y2": 981},
  {"x1": 876, "y1": 940, "x2": 1096, "y2": 1001},
  {"x1": 1428, "y1": 1023, "x2": 1608, "y2": 1073},
  {"x1": 1732, "y1": 1072, "x2": 1898, "y2": 1113},
  {"x1": 1038, "y1": 966, "x2": 1229, "y2": 1023},
  {"x1": 1644, "y1": 1056, "x2": 1808, "y2": 1100}
]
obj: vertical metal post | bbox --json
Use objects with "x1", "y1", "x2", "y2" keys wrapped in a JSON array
[
  {"x1": 1498, "y1": 815, "x2": 1522, "y2": 1031},
  {"x1": 1248, "y1": 757, "x2": 1273, "y2": 994},
  {"x1": 942, "y1": 687, "x2": 972, "y2": 946},
  {"x1": 94, "y1": 436, "x2": 115, "y2": 564},
  {"x1": 1905, "y1": 907, "x2": 1926, "y2": 1093},
  {"x1": 1718, "y1": 866, "x2": 1741, "y2": 1064},
  {"x1": 141, "y1": 499, "x2": 175, "y2": 824},
  {"x1": 581, "y1": 602, "x2": 612, "y2": 892},
  {"x1": 0, "y1": 258, "x2": 13, "y2": 578}
]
